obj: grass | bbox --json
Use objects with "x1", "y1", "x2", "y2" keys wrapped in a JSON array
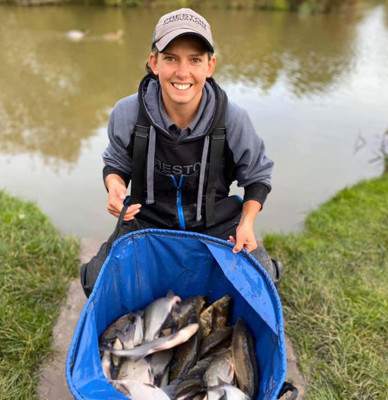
[
  {"x1": 1, "y1": 175, "x2": 387, "y2": 399},
  {"x1": 0, "y1": 190, "x2": 80, "y2": 400},
  {"x1": 265, "y1": 176, "x2": 388, "y2": 399}
]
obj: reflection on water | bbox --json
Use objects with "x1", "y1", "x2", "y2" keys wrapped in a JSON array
[
  {"x1": 0, "y1": 6, "x2": 359, "y2": 161},
  {"x1": 212, "y1": 10, "x2": 357, "y2": 97},
  {"x1": 0, "y1": 4, "x2": 387, "y2": 237},
  {"x1": 0, "y1": 6, "x2": 154, "y2": 163}
]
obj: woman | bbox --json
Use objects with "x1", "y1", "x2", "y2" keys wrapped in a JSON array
[{"x1": 81, "y1": 8, "x2": 280, "y2": 297}]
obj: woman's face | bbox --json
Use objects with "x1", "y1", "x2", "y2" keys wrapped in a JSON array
[{"x1": 149, "y1": 35, "x2": 216, "y2": 114}]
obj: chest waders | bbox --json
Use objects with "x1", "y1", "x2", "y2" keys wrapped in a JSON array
[
  {"x1": 80, "y1": 76, "x2": 282, "y2": 299},
  {"x1": 128, "y1": 76, "x2": 242, "y2": 231}
]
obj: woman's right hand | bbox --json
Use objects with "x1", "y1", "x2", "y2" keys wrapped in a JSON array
[{"x1": 105, "y1": 174, "x2": 141, "y2": 221}]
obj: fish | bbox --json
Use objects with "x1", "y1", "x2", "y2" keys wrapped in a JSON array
[
  {"x1": 159, "y1": 364, "x2": 170, "y2": 388},
  {"x1": 199, "y1": 304, "x2": 214, "y2": 338},
  {"x1": 150, "y1": 349, "x2": 174, "y2": 386},
  {"x1": 207, "y1": 383, "x2": 251, "y2": 400},
  {"x1": 144, "y1": 290, "x2": 181, "y2": 342},
  {"x1": 169, "y1": 332, "x2": 200, "y2": 381},
  {"x1": 231, "y1": 318, "x2": 258, "y2": 399},
  {"x1": 192, "y1": 394, "x2": 207, "y2": 400},
  {"x1": 117, "y1": 356, "x2": 154, "y2": 384},
  {"x1": 212, "y1": 295, "x2": 233, "y2": 330},
  {"x1": 182, "y1": 355, "x2": 215, "y2": 380},
  {"x1": 100, "y1": 312, "x2": 136, "y2": 344},
  {"x1": 101, "y1": 349, "x2": 112, "y2": 381},
  {"x1": 101, "y1": 323, "x2": 199, "y2": 361},
  {"x1": 112, "y1": 337, "x2": 123, "y2": 368},
  {"x1": 116, "y1": 312, "x2": 144, "y2": 350},
  {"x1": 198, "y1": 326, "x2": 233, "y2": 359},
  {"x1": 199, "y1": 295, "x2": 232, "y2": 337},
  {"x1": 204, "y1": 350, "x2": 235, "y2": 389},
  {"x1": 175, "y1": 378, "x2": 204, "y2": 400},
  {"x1": 220, "y1": 383, "x2": 251, "y2": 399},
  {"x1": 99, "y1": 293, "x2": 259, "y2": 400},
  {"x1": 112, "y1": 379, "x2": 171, "y2": 400},
  {"x1": 175, "y1": 295, "x2": 208, "y2": 329}
]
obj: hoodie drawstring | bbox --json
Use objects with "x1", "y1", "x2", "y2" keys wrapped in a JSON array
[
  {"x1": 196, "y1": 135, "x2": 210, "y2": 222},
  {"x1": 146, "y1": 125, "x2": 156, "y2": 205}
]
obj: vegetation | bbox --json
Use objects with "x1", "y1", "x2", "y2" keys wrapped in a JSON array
[
  {"x1": 266, "y1": 175, "x2": 388, "y2": 399},
  {"x1": 0, "y1": 154, "x2": 387, "y2": 399},
  {"x1": 0, "y1": 190, "x2": 79, "y2": 400},
  {"x1": 3, "y1": 0, "x2": 362, "y2": 14}
]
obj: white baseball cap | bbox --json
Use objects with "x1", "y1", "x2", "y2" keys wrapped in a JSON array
[{"x1": 152, "y1": 8, "x2": 214, "y2": 53}]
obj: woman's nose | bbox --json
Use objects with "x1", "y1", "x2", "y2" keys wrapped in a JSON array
[{"x1": 176, "y1": 60, "x2": 190, "y2": 79}]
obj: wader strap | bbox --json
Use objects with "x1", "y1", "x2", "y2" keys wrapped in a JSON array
[
  {"x1": 129, "y1": 125, "x2": 149, "y2": 205},
  {"x1": 205, "y1": 128, "x2": 226, "y2": 227}
]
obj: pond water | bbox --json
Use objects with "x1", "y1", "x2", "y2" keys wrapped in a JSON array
[{"x1": 1, "y1": 3, "x2": 387, "y2": 239}]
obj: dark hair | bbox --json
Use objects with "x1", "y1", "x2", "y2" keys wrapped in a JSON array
[
  {"x1": 145, "y1": 45, "x2": 214, "y2": 75},
  {"x1": 145, "y1": 47, "x2": 159, "y2": 75}
]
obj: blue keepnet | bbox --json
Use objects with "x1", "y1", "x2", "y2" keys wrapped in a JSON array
[{"x1": 66, "y1": 229, "x2": 287, "y2": 400}]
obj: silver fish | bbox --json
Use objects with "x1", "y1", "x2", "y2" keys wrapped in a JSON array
[
  {"x1": 206, "y1": 386, "x2": 224, "y2": 400},
  {"x1": 116, "y1": 312, "x2": 144, "y2": 350},
  {"x1": 117, "y1": 356, "x2": 154, "y2": 384},
  {"x1": 102, "y1": 323, "x2": 199, "y2": 361},
  {"x1": 144, "y1": 290, "x2": 181, "y2": 342},
  {"x1": 112, "y1": 380, "x2": 171, "y2": 400},
  {"x1": 204, "y1": 351, "x2": 235, "y2": 389},
  {"x1": 100, "y1": 312, "x2": 136, "y2": 343},
  {"x1": 231, "y1": 318, "x2": 258, "y2": 399},
  {"x1": 208, "y1": 383, "x2": 251, "y2": 400}
]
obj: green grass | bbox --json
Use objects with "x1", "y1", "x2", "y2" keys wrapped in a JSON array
[
  {"x1": 265, "y1": 176, "x2": 388, "y2": 399},
  {"x1": 0, "y1": 190, "x2": 80, "y2": 400},
  {"x1": 1, "y1": 176, "x2": 387, "y2": 399}
]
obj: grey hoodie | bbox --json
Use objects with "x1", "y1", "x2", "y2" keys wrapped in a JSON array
[{"x1": 103, "y1": 77, "x2": 273, "y2": 220}]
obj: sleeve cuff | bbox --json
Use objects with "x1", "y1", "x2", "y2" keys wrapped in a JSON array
[
  {"x1": 103, "y1": 166, "x2": 130, "y2": 190},
  {"x1": 243, "y1": 182, "x2": 270, "y2": 207}
]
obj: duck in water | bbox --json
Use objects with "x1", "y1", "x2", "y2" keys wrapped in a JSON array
[{"x1": 103, "y1": 29, "x2": 124, "y2": 42}]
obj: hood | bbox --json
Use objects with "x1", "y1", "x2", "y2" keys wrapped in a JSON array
[{"x1": 139, "y1": 74, "x2": 222, "y2": 140}]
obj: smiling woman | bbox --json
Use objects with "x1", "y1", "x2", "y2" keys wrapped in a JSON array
[
  {"x1": 148, "y1": 35, "x2": 216, "y2": 127},
  {"x1": 81, "y1": 7, "x2": 281, "y2": 296}
]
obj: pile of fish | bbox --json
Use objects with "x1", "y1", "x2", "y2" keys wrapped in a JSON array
[{"x1": 99, "y1": 291, "x2": 258, "y2": 400}]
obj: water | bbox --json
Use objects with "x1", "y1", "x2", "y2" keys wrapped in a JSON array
[{"x1": 1, "y1": 4, "x2": 387, "y2": 239}]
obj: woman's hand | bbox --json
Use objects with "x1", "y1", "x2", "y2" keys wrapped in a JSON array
[
  {"x1": 228, "y1": 222, "x2": 258, "y2": 253},
  {"x1": 105, "y1": 174, "x2": 141, "y2": 221},
  {"x1": 228, "y1": 200, "x2": 261, "y2": 253}
]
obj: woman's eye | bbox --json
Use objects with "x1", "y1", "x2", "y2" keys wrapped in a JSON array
[{"x1": 165, "y1": 56, "x2": 175, "y2": 62}]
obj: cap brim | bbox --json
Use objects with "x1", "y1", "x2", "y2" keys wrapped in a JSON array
[{"x1": 155, "y1": 29, "x2": 214, "y2": 53}]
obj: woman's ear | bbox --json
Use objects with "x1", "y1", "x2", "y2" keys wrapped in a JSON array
[
  {"x1": 207, "y1": 55, "x2": 216, "y2": 78},
  {"x1": 149, "y1": 52, "x2": 158, "y2": 76}
]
